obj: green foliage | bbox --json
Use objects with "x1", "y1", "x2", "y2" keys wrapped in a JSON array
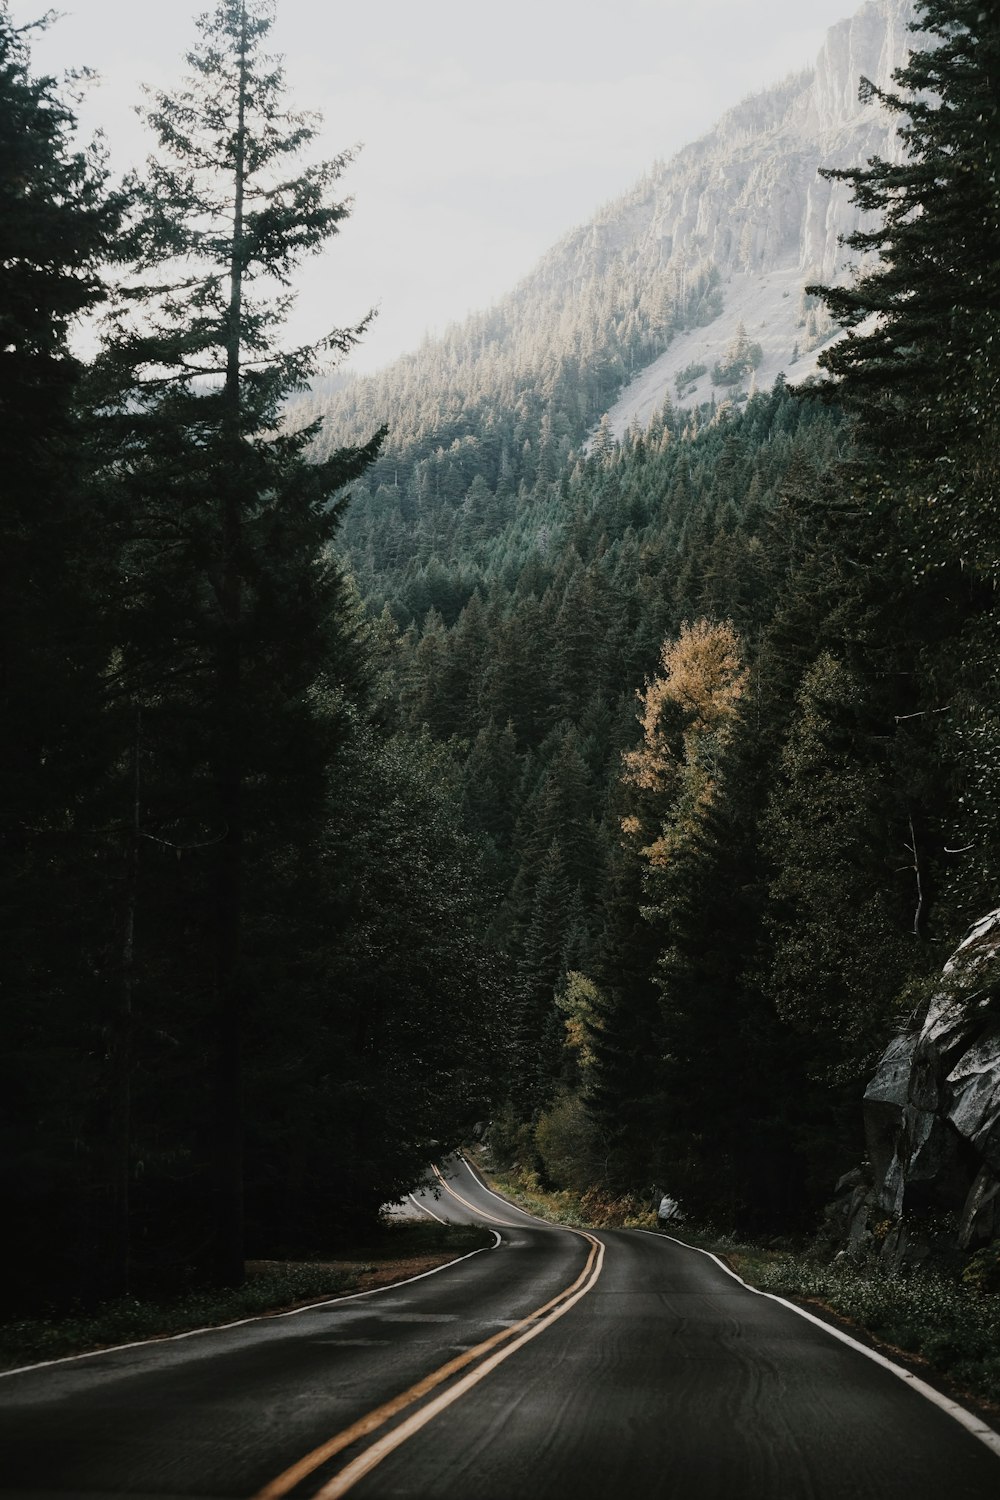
[
  {"x1": 809, "y1": 0, "x2": 1000, "y2": 584},
  {"x1": 962, "y1": 1244, "x2": 1000, "y2": 1297},
  {"x1": 355, "y1": 381, "x2": 860, "y2": 1225},
  {"x1": 762, "y1": 653, "x2": 917, "y2": 1056},
  {"x1": 735, "y1": 1250, "x2": 1000, "y2": 1403},
  {"x1": 675, "y1": 361, "x2": 708, "y2": 393},
  {"x1": 534, "y1": 1093, "x2": 605, "y2": 1194},
  {"x1": 484, "y1": 1164, "x2": 657, "y2": 1231},
  {"x1": 711, "y1": 323, "x2": 763, "y2": 386}
]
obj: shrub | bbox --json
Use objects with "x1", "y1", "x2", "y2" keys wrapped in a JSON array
[{"x1": 674, "y1": 362, "x2": 708, "y2": 393}]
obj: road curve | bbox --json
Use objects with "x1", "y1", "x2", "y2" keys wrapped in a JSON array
[{"x1": 0, "y1": 1157, "x2": 998, "y2": 1499}]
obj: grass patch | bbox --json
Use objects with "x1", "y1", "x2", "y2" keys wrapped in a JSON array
[
  {"x1": 0, "y1": 1218, "x2": 489, "y2": 1372},
  {"x1": 723, "y1": 1244, "x2": 1000, "y2": 1405}
]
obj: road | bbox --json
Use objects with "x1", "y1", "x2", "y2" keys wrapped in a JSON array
[{"x1": 1, "y1": 1156, "x2": 999, "y2": 1499}]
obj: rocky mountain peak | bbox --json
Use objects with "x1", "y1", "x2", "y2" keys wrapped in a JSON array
[{"x1": 810, "y1": 0, "x2": 917, "y2": 132}]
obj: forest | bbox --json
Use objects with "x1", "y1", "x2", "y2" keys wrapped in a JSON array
[{"x1": 2, "y1": 0, "x2": 998, "y2": 1316}]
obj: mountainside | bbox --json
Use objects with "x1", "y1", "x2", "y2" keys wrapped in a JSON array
[
  {"x1": 307, "y1": 0, "x2": 920, "y2": 470},
  {"x1": 602, "y1": 0, "x2": 920, "y2": 432}
]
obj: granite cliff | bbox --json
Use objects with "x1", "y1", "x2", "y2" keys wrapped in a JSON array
[
  {"x1": 601, "y1": 0, "x2": 923, "y2": 431},
  {"x1": 828, "y1": 912, "x2": 1000, "y2": 1265}
]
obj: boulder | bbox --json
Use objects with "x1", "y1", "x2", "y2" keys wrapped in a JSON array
[
  {"x1": 842, "y1": 908, "x2": 1000, "y2": 1261},
  {"x1": 863, "y1": 1032, "x2": 918, "y2": 1214}
]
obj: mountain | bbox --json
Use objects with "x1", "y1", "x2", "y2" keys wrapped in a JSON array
[
  {"x1": 305, "y1": 0, "x2": 920, "y2": 473},
  {"x1": 601, "y1": 0, "x2": 920, "y2": 432}
]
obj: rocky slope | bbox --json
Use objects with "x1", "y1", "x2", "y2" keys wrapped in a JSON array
[
  {"x1": 310, "y1": 1, "x2": 923, "y2": 465},
  {"x1": 828, "y1": 910, "x2": 1000, "y2": 1265},
  {"x1": 602, "y1": 0, "x2": 921, "y2": 432}
]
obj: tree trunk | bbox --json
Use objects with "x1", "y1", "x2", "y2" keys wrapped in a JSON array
[
  {"x1": 105, "y1": 703, "x2": 140, "y2": 1297},
  {"x1": 210, "y1": 1, "x2": 249, "y2": 1290}
]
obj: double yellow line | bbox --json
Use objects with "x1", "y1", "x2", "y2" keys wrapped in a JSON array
[
  {"x1": 427, "y1": 1162, "x2": 519, "y2": 1226},
  {"x1": 253, "y1": 1180, "x2": 604, "y2": 1500}
]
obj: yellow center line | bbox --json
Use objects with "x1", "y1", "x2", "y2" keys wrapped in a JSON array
[
  {"x1": 313, "y1": 1233, "x2": 606, "y2": 1499},
  {"x1": 251, "y1": 1230, "x2": 601, "y2": 1500},
  {"x1": 428, "y1": 1163, "x2": 519, "y2": 1227}
]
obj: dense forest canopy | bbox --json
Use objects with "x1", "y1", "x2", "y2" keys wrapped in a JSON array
[{"x1": 2, "y1": 0, "x2": 997, "y2": 1314}]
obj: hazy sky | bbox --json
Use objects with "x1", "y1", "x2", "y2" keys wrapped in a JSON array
[{"x1": 13, "y1": 0, "x2": 856, "y2": 372}]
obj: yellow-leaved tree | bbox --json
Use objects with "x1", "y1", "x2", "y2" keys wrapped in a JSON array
[{"x1": 622, "y1": 618, "x2": 747, "y2": 867}]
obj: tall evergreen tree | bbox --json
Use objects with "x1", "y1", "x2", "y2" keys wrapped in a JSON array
[
  {"x1": 0, "y1": 6, "x2": 124, "y2": 1309},
  {"x1": 809, "y1": 0, "x2": 1000, "y2": 582},
  {"x1": 91, "y1": 0, "x2": 382, "y2": 1286},
  {"x1": 807, "y1": 0, "x2": 999, "y2": 938},
  {"x1": 0, "y1": 9, "x2": 118, "y2": 901}
]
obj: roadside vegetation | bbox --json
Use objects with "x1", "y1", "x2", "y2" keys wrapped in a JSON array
[
  {"x1": 0, "y1": 1221, "x2": 488, "y2": 1372},
  {"x1": 712, "y1": 1238, "x2": 1000, "y2": 1411},
  {"x1": 483, "y1": 1160, "x2": 657, "y2": 1231}
]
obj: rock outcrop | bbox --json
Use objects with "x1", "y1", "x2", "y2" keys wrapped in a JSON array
[
  {"x1": 826, "y1": 910, "x2": 1000, "y2": 1265},
  {"x1": 599, "y1": 0, "x2": 923, "y2": 433}
]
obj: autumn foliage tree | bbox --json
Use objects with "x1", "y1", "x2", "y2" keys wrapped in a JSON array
[{"x1": 621, "y1": 616, "x2": 747, "y2": 865}]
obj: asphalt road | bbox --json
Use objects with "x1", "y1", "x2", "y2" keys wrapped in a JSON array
[{"x1": 2, "y1": 1156, "x2": 999, "y2": 1499}]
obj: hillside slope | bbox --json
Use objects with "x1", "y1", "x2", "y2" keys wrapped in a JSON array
[
  {"x1": 307, "y1": 0, "x2": 919, "y2": 469},
  {"x1": 602, "y1": 0, "x2": 919, "y2": 432}
]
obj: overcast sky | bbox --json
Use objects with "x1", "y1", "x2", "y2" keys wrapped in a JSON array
[{"x1": 13, "y1": 0, "x2": 855, "y2": 372}]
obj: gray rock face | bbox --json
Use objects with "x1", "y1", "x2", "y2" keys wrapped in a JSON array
[
  {"x1": 852, "y1": 909, "x2": 1000, "y2": 1259},
  {"x1": 599, "y1": 0, "x2": 925, "y2": 435}
]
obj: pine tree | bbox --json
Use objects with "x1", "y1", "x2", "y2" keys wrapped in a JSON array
[
  {"x1": 0, "y1": 9, "x2": 118, "y2": 889},
  {"x1": 91, "y1": 0, "x2": 382, "y2": 1286},
  {"x1": 0, "y1": 6, "x2": 124, "y2": 1310},
  {"x1": 514, "y1": 839, "x2": 573, "y2": 1114},
  {"x1": 808, "y1": 0, "x2": 1000, "y2": 581},
  {"x1": 761, "y1": 653, "x2": 916, "y2": 1062},
  {"x1": 806, "y1": 0, "x2": 999, "y2": 944},
  {"x1": 588, "y1": 837, "x2": 668, "y2": 1193}
]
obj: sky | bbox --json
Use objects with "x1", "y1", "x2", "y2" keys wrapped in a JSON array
[{"x1": 13, "y1": 0, "x2": 856, "y2": 373}]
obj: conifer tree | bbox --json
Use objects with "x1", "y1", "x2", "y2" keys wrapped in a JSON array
[
  {"x1": 588, "y1": 839, "x2": 668, "y2": 1192},
  {"x1": 0, "y1": 8, "x2": 118, "y2": 882},
  {"x1": 91, "y1": 0, "x2": 382, "y2": 1286},
  {"x1": 806, "y1": 0, "x2": 999, "y2": 941},
  {"x1": 809, "y1": 0, "x2": 1000, "y2": 581},
  {"x1": 0, "y1": 6, "x2": 124, "y2": 1308},
  {"x1": 761, "y1": 653, "x2": 916, "y2": 1062}
]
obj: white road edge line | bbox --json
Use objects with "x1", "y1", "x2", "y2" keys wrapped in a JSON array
[
  {"x1": 408, "y1": 1191, "x2": 448, "y2": 1225},
  {"x1": 0, "y1": 1230, "x2": 502, "y2": 1382},
  {"x1": 636, "y1": 1228, "x2": 1000, "y2": 1462},
  {"x1": 455, "y1": 1154, "x2": 555, "y2": 1229}
]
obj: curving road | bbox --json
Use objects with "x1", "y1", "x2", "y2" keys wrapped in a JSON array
[{"x1": 1, "y1": 1156, "x2": 999, "y2": 1499}]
